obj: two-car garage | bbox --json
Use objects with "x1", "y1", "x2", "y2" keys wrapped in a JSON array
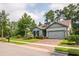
[
  {"x1": 47, "y1": 30, "x2": 65, "y2": 39},
  {"x1": 46, "y1": 22, "x2": 68, "y2": 39}
]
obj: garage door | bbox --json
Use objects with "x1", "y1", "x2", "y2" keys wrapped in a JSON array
[{"x1": 48, "y1": 31, "x2": 65, "y2": 39}]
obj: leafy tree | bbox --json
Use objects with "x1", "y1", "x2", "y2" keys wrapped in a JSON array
[
  {"x1": 38, "y1": 22, "x2": 42, "y2": 26},
  {"x1": 62, "y1": 4, "x2": 79, "y2": 34},
  {"x1": 17, "y1": 13, "x2": 36, "y2": 36},
  {"x1": 30, "y1": 20, "x2": 36, "y2": 31},
  {"x1": 44, "y1": 10, "x2": 55, "y2": 22},
  {"x1": 44, "y1": 4, "x2": 79, "y2": 34},
  {"x1": 55, "y1": 9, "x2": 63, "y2": 21},
  {"x1": 9, "y1": 21, "x2": 18, "y2": 36},
  {"x1": 0, "y1": 10, "x2": 9, "y2": 37},
  {"x1": 62, "y1": 4, "x2": 77, "y2": 23}
]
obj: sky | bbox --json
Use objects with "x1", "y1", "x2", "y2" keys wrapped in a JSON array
[{"x1": 0, "y1": 3, "x2": 70, "y2": 24}]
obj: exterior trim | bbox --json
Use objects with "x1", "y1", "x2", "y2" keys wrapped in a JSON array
[
  {"x1": 46, "y1": 22, "x2": 68, "y2": 29},
  {"x1": 34, "y1": 27, "x2": 42, "y2": 30}
]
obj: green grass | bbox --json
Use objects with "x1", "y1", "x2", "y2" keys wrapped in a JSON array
[
  {"x1": 69, "y1": 49, "x2": 79, "y2": 55},
  {"x1": 55, "y1": 39, "x2": 79, "y2": 55},
  {"x1": 0, "y1": 37, "x2": 41, "y2": 45},
  {"x1": 0, "y1": 38, "x2": 8, "y2": 42},
  {"x1": 10, "y1": 37, "x2": 41, "y2": 44},
  {"x1": 10, "y1": 37, "x2": 40, "y2": 42},
  {"x1": 55, "y1": 47, "x2": 70, "y2": 52},
  {"x1": 60, "y1": 40, "x2": 76, "y2": 45},
  {"x1": 55, "y1": 47, "x2": 79, "y2": 55},
  {"x1": 11, "y1": 41, "x2": 26, "y2": 45}
]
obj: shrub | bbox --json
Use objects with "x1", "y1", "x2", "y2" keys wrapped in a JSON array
[
  {"x1": 16, "y1": 35, "x2": 21, "y2": 38},
  {"x1": 66, "y1": 35, "x2": 79, "y2": 44},
  {"x1": 23, "y1": 36, "x2": 33, "y2": 40},
  {"x1": 23, "y1": 34, "x2": 33, "y2": 40},
  {"x1": 27, "y1": 37, "x2": 33, "y2": 39},
  {"x1": 35, "y1": 36, "x2": 43, "y2": 39}
]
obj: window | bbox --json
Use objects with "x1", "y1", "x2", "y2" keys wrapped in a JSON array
[
  {"x1": 37, "y1": 31, "x2": 39, "y2": 36},
  {"x1": 33, "y1": 31, "x2": 36, "y2": 37}
]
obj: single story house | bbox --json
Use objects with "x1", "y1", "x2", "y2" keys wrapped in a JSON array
[{"x1": 32, "y1": 20, "x2": 71, "y2": 39}]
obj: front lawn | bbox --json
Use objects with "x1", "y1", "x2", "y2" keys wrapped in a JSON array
[
  {"x1": 54, "y1": 35, "x2": 79, "y2": 56},
  {"x1": 10, "y1": 37, "x2": 40, "y2": 42},
  {"x1": 55, "y1": 47, "x2": 79, "y2": 56},
  {"x1": 55, "y1": 47, "x2": 70, "y2": 53},
  {"x1": 60, "y1": 40, "x2": 76, "y2": 45},
  {"x1": 0, "y1": 37, "x2": 42, "y2": 45}
]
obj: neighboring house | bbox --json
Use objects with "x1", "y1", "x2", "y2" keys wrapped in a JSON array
[{"x1": 32, "y1": 20, "x2": 71, "y2": 39}]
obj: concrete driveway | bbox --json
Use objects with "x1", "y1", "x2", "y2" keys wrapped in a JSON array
[
  {"x1": 37, "y1": 39, "x2": 61, "y2": 45},
  {"x1": 26, "y1": 39, "x2": 62, "y2": 52},
  {"x1": 0, "y1": 39, "x2": 61, "y2": 56}
]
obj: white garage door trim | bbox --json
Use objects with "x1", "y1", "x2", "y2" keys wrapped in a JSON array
[{"x1": 48, "y1": 30, "x2": 65, "y2": 39}]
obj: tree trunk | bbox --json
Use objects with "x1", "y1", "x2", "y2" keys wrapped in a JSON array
[
  {"x1": 1, "y1": 26, "x2": 3, "y2": 38},
  {"x1": 24, "y1": 29, "x2": 27, "y2": 37}
]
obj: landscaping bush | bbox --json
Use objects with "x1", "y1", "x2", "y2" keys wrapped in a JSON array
[
  {"x1": 23, "y1": 34, "x2": 34, "y2": 40},
  {"x1": 35, "y1": 36, "x2": 43, "y2": 39},
  {"x1": 27, "y1": 37, "x2": 33, "y2": 39},
  {"x1": 16, "y1": 35, "x2": 21, "y2": 38},
  {"x1": 23, "y1": 36, "x2": 33, "y2": 40},
  {"x1": 66, "y1": 35, "x2": 79, "y2": 44}
]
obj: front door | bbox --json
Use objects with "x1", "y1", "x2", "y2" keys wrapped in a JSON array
[
  {"x1": 37, "y1": 31, "x2": 39, "y2": 37},
  {"x1": 42, "y1": 29, "x2": 46, "y2": 37}
]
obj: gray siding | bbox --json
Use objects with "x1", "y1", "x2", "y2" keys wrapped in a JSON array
[
  {"x1": 33, "y1": 28, "x2": 43, "y2": 37},
  {"x1": 46, "y1": 23, "x2": 68, "y2": 39}
]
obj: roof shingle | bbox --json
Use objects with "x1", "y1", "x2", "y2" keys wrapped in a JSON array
[{"x1": 36, "y1": 20, "x2": 71, "y2": 29}]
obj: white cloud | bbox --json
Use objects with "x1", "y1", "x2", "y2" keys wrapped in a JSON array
[
  {"x1": 0, "y1": 3, "x2": 71, "y2": 24},
  {"x1": 32, "y1": 10, "x2": 47, "y2": 24},
  {"x1": 0, "y1": 3, "x2": 38, "y2": 23},
  {"x1": 28, "y1": 3, "x2": 36, "y2": 7},
  {"x1": 49, "y1": 3, "x2": 70, "y2": 10},
  {"x1": 0, "y1": 3, "x2": 26, "y2": 13},
  {"x1": 0, "y1": 3, "x2": 26, "y2": 21}
]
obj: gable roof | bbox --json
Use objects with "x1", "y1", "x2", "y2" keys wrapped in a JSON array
[
  {"x1": 46, "y1": 22, "x2": 68, "y2": 29},
  {"x1": 33, "y1": 27, "x2": 41, "y2": 29},
  {"x1": 37, "y1": 24, "x2": 48, "y2": 29},
  {"x1": 58, "y1": 20, "x2": 71, "y2": 27},
  {"x1": 34, "y1": 20, "x2": 71, "y2": 30},
  {"x1": 46, "y1": 20, "x2": 71, "y2": 29}
]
